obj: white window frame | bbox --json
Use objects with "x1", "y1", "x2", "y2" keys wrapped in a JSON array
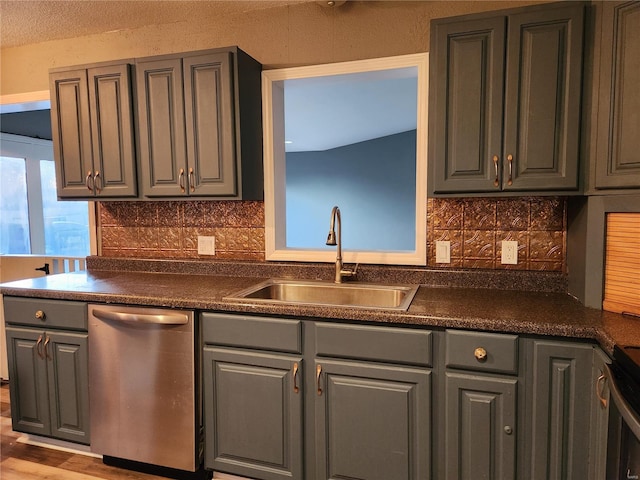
[{"x1": 0, "y1": 90, "x2": 97, "y2": 256}]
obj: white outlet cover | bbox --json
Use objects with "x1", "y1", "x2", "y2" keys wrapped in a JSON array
[
  {"x1": 435, "y1": 240, "x2": 451, "y2": 264},
  {"x1": 501, "y1": 240, "x2": 518, "y2": 265},
  {"x1": 198, "y1": 236, "x2": 216, "y2": 255}
]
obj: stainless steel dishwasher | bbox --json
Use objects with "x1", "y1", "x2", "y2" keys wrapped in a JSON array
[{"x1": 88, "y1": 304, "x2": 201, "y2": 473}]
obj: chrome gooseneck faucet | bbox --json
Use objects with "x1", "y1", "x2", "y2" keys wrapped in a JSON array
[{"x1": 326, "y1": 206, "x2": 357, "y2": 283}]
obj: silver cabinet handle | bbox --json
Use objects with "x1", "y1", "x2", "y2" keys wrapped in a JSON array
[
  {"x1": 507, "y1": 154, "x2": 513, "y2": 186},
  {"x1": 188, "y1": 167, "x2": 195, "y2": 193},
  {"x1": 316, "y1": 364, "x2": 323, "y2": 396},
  {"x1": 492, "y1": 155, "x2": 500, "y2": 187},
  {"x1": 85, "y1": 170, "x2": 94, "y2": 192},
  {"x1": 94, "y1": 171, "x2": 102, "y2": 193},
  {"x1": 36, "y1": 334, "x2": 44, "y2": 359},
  {"x1": 293, "y1": 362, "x2": 300, "y2": 394},
  {"x1": 179, "y1": 168, "x2": 185, "y2": 193},
  {"x1": 43, "y1": 335, "x2": 52, "y2": 360},
  {"x1": 92, "y1": 308, "x2": 189, "y2": 325},
  {"x1": 596, "y1": 372, "x2": 607, "y2": 408}
]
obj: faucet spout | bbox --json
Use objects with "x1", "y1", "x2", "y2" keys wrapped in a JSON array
[{"x1": 326, "y1": 206, "x2": 356, "y2": 283}]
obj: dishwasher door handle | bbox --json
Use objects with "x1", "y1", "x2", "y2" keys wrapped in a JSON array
[{"x1": 92, "y1": 308, "x2": 190, "y2": 325}]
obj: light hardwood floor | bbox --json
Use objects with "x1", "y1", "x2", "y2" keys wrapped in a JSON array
[{"x1": 1, "y1": 382, "x2": 168, "y2": 480}]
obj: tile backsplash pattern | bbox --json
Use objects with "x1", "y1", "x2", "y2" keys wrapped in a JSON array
[
  {"x1": 99, "y1": 201, "x2": 265, "y2": 261},
  {"x1": 99, "y1": 197, "x2": 566, "y2": 272},
  {"x1": 427, "y1": 197, "x2": 566, "y2": 271}
]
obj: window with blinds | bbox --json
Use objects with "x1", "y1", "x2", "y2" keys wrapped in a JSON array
[{"x1": 604, "y1": 213, "x2": 640, "y2": 316}]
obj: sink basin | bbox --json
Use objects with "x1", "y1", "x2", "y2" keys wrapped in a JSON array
[{"x1": 225, "y1": 279, "x2": 419, "y2": 311}]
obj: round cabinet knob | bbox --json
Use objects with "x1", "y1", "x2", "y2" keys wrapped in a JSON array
[
  {"x1": 474, "y1": 347, "x2": 487, "y2": 362},
  {"x1": 504, "y1": 426, "x2": 513, "y2": 435},
  {"x1": 35, "y1": 310, "x2": 46, "y2": 321}
]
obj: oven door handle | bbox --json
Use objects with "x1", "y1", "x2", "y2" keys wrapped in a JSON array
[{"x1": 604, "y1": 363, "x2": 640, "y2": 440}]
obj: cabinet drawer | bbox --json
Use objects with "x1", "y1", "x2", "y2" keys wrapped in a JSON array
[
  {"x1": 3, "y1": 297, "x2": 87, "y2": 331},
  {"x1": 445, "y1": 330, "x2": 518, "y2": 374},
  {"x1": 201, "y1": 312, "x2": 302, "y2": 354},
  {"x1": 315, "y1": 322, "x2": 432, "y2": 367}
]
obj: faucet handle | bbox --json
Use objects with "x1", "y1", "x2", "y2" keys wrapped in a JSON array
[{"x1": 341, "y1": 263, "x2": 358, "y2": 279}]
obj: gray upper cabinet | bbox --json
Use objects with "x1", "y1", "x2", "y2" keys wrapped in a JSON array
[
  {"x1": 429, "y1": 2, "x2": 585, "y2": 195},
  {"x1": 136, "y1": 47, "x2": 263, "y2": 199},
  {"x1": 3, "y1": 297, "x2": 90, "y2": 444},
  {"x1": 49, "y1": 62, "x2": 137, "y2": 198},
  {"x1": 594, "y1": 1, "x2": 640, "y2": 190}
]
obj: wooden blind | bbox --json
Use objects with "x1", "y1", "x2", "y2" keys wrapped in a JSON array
[{"x1": 603, "y1": 213, "x2": 640, "y2": 316}]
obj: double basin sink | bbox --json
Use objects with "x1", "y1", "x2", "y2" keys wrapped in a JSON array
[{"x1": 225, "y1": 278, "x2": 419, "y2": 311}]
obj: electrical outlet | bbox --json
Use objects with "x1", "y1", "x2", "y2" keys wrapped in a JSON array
[
  {"x1": 197, "y1": 236, "x2": 216, "y2": 255},
  {"x1": 501, "y1": 240, "x2": 518, "y2": 265},
  {"x1": 435, "y1": 240, "x2": 451, "y2": 264}
]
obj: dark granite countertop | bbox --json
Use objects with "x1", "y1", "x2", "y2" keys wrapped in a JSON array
[{"x1": 2, "y1": 260, "x2": 638, "y2": 356}]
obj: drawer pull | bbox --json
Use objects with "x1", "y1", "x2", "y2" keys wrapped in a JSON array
[
  {"x1": 316, "y1": 364, "x2": 323, "y2": 396},
  {"x1": 35, "y1": 310, "x2": 46, "y2": 321},
  {"x1": 293, "y1": 362, "x2": 300, "y2": 394},
  {"x1": 474, "y1": 347, "x2": 487, "y2": 362}
]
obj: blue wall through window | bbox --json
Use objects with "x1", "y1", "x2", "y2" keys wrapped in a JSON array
[{"x1": 285, "y1": 130, "x2": 416, "y2": 251}]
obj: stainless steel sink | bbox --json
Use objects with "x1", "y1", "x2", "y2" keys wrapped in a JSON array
[{"x1": 225, "y1": 279, "x2": 419, "y2": 311}]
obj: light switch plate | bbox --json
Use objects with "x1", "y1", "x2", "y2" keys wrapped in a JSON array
[
  {"x1": 197, "y1": 236, "x2": 216, "y2": 255},
  {"x1": 501, "y1": 240, "x2": 518, "y2": 265},
  {"x1": 435, "y1": 240, "x2": 451, "y2": 264}
]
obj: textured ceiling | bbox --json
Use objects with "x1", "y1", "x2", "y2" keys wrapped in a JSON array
[{"x1": 0, "y1": 0, "x2": 312, "y2": 48}]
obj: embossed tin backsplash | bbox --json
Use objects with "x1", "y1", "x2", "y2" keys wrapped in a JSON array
[{"x1": 99, "y1": 197, "x2": 566, "y2": 272}]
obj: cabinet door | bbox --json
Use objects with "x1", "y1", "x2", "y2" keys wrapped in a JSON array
[
  {"x1": 46, "y1": 331, "x2": 90, "y2": 444},
  {"x1": 595, "y1": 1, "x2": 640, "y2": 189},
  {"x1": 526, "y1": 340, "x2": 593, "y2": 480},
  {"x1": 136, "y1": 58, "x2": 188, "y2": 197},
  {"x1": 444, "y1": 372, "x2": 517, "y2": 480},
  {"x1": 203, "y1": 347, "x2": 303, "y2": 480},
  {"x1": 87, "y1": 64, "x2": 137, "y2": 197},
  {"x1": 183, "y1": 52, "x2": 237, "y2": 196},
  {"x1": 315, "y1": 359, "x2": 431, "y2": 480},
  {"x1": 430, "y1": 16, "x2": 506, "y2": 194},
  {"x1": 5, "y1": 327, "x2": 50, "y2": 436},
  {"x1": 503, "y1": 4, "x2": 584, "y2": 191},
  {"x1": 589, "y1": 348, "x2": 611, "y2": 480},
  {"x1": 49, "y1": 69, "x2": 94, "y2": 198}
]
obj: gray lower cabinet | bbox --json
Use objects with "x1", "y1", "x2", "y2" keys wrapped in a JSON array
[
  {"x1": 444, "y1": 372, "x2": 517, "y2": 480},
  {"x1": 442, "y1": 330, "x2": 518, "y2": 480},
  {"x1": 201, "y1": 312, "x2": 304, "y2": 479},
  {"x1": 523, "y1": 339, "x2": 596, "y2": 480},
  {"x1": 594, "y1": 1, "x2": 640, "y2": 190},
  {"x1": 136, "y1": 47, "x2": 263, "y2": 199},
  {"x1": 314, "y1": 359, "x2": 431, "y2": 480},
  {"x1": 49, "y1": 62, "x2": 137, "y2": 198},
  {"x1": 203, "y1": 347, "x2": 303, "y2": 480},
  {"x1": 3, "y1": 297, "x2": 89, "y2": 444},
  {"x1": 429, "y1": 2, "x2": 584, "y2": 195}
]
